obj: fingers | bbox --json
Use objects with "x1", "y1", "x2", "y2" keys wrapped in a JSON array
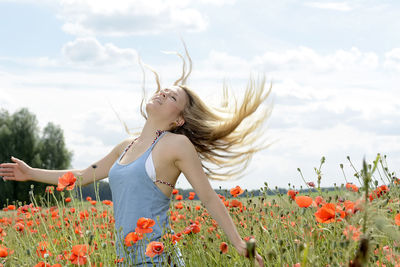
[
  {"x1": 0, "y1": 163, "x2": 17, "y2": 168},
  {"x1": 255, "y1": 254, "x2": 264, "y2": 267},
  {"x1": 1, "y1": 173, "x2": 15, "y2": 180},
  {"x1": 258, "y1": 258, "x2": 264, "y2": 267},
  {"x1": 1, "y1": 159, "x2": 18, "y2": 181},
  {"x1": 0, "y1": 166, "x2": 15, "y2": 180},
  {"x1": 0, "y1": 168, "x2": 14, "y2": 173}
]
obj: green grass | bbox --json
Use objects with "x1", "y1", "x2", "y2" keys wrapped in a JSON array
[{"x1": 0, "y1": 155, "x2": 399, "y2": 266}]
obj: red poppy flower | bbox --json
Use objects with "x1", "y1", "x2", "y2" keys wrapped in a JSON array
[
  {"x1": 395, "y1": 214, "x2": 400, "y2": 226},
  {"x1": 230, "y1": 186, "x2": 244, "y2": 197},
  {"x1": 343, "y1": 225, "x2": 361, "y2": 241},
  {"x1": 33, "y1": 262, "x2": 51, "y2": 267},
  {"x1": 188, "y1": 192, "x2": 196, "y2": 200},
  {"x1": 0, "y1": 227, "x2": 6, "y2": 238},
  {"x1": 7, "y1": 205, "x2": 16, "y2": 210},
  {"x1": 369, "y1": 185, "x2": 389, "y2": 202},
  {"x1": 344, "y1": 200, "x2": 355, "y2": 214},
  {"x1": 172, "y1": 189, "x2": 179, "y2": 195},
  {"x1": 79, "y1": 210, "x2": 89, "y2": 220},
  {"x1": 219, "y1": 242, "x2": 228, "y2": 254},
  {"x1": 163, "y1": 232, "x2": 183, "y2": 244},
  {"x1": 314, "y1": 196, "x2": 324, "y2": 207},
  {"x1": 69, "y1": 244, "x2": 88, "y2": 265},
  {"x1": 124, "y1": 232, "x2": 143, "y2": 247},
  {"x1": 135, "y1": 218, "x2": 155, "y2": 234},
  {"x1": 345, "y1": 183, "x2": 359, "y2": 192},
  {"x1": 183, "y1": 223, "x2": 201, "y2": 234},
  {"x1": 175, "y1": 202, "x2": 183, "y2": 209},
  {"x1": 314, "y1": 203, "x2": 336, "y2": 223},
  {"x1": 14, "y1": 222, "x2": 24, "y2": 232},
  {"x1": 295, "y1": 196, "x2": 313, "y2": 208},
  {"x1": 287, "y1": 190, "x2": 298, "y2": 200},
  {"x1": 45, "y1": 186, "x2": 54, "y2": 194},
  {"x1": 172, "y1": 233, "x2": 183, "y2": 244},
  {"x1": 307, "y1": 182, "x2": 315, "y2": 188},
  {"x1": 229, "y1": 199, "x2": 243, "y2": 208},
  {"x1": 102, "y1": 200, "x2": 113, "y2": 206},
  {"x1": 65, "y1": 197, "x2": 71, "y2": 203},
  {"x1": 145, "y1": 241, "x2": 164, "y2": 257},
  {"x1": 36, "y1": 241, "x2": 52, "y2": 258},
  {"x1": 57, "y1": 172, "x2": 77, "y2": 191},
  {"x1": 115, "y1": 258, "x2": 124, "y2": 264},
  {"x1": 0, "y1": 245, "x2": 9, "y2": 258},
  {"x1": 175, "y1": 195, "x2": 183, "y2": 200},
  {"x1": 378, "y1": 185, "x2": 389, "y2": 195}
]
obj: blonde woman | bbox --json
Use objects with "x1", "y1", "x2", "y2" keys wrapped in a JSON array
[{"x1": 0, "y1": 49, "x2": 270, "y2": 266}]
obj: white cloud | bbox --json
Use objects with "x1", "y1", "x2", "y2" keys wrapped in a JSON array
[
  {"x1": 384, "y1": 48, "x2": 400, "y2": 72},
  {"x1": 200, "y1": 50, "x2": 251, "y2": 77},
  {"x1": 193, "y1": 47, "x2": 381, "y2": 89},
  {"x1": 197, "y1": 0, "x2": 236, "y2": 6},
  {"x1": 58, "y1": 0, "x2": 208, "y2": 36},
  {"x1": 62, "y1": 37, "x2": 137, "y2": 66},
  {"x1": 254, "y1": 46, "x2": 379, "y2": 72},
  {"x1": 304, "y1": 2, "x2": 353, "y2": 12}
]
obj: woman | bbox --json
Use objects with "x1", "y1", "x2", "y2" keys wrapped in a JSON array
[{"x1": 0, "y1": 50, "x2": 270, "y2": 266}]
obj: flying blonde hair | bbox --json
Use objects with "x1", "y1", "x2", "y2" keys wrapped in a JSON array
[{"x1": 121, "y1": 44, "x2": 273, "y2": 181}]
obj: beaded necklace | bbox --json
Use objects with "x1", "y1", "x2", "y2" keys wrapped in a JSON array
[{"x1": 122, "y1": 130, "x2": 165, "y2": 155}]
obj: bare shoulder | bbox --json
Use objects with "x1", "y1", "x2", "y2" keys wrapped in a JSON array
[
  {"x1": 115, "y1": 136, "x2": 136, "y2": 155},
  {"x1": 162, "y1": 132, "x2": 196, "y2": 158},
  {"x1": 163, "y1": 132, "x2": 191, "y2": 145}
]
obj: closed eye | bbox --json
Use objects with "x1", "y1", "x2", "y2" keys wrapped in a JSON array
[{"x1": 162, "y1": 88, "x2": 178, "y2": 101}]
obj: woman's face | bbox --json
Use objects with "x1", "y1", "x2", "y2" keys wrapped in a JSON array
[{"x1": 147, "y1": 86, "x2": 188, "y2": 126}]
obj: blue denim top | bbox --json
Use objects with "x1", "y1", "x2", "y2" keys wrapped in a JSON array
[{"x1": 108, "y1": 131, "x2": 174, "y2": 266}]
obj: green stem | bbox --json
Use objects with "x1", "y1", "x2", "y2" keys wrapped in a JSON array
[
  {"x1": 347, "y1": 157, "x2": 363, "y2": 186},
  {"x1": 362, "y1": 159, "x2": 369, "y2": 235}
]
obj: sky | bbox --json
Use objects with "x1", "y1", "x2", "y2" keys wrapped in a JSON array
[{"x1": 1, "y1": 0, "x2": 399, "y2": 191}]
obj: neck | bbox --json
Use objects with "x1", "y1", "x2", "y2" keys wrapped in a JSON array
[{"x1": 138, "y1": 118, "x2": 169, "y2": 142}]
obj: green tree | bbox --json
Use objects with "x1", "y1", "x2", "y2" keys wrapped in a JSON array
[
  {"x1": 0, "y1": 108, "x2": 73, "y2": 206},
  {"x1": 38, "y1": 122, "x2": 72, "y2": 170}
]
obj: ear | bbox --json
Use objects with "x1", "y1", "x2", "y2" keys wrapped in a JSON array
[{"x1": 176, "y1": 117, "x2": 185, "y2": 127}]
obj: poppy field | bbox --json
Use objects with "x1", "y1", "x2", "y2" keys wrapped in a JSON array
[{"x1": 0, "y1": 154, "x2": 400, "y2": 266}]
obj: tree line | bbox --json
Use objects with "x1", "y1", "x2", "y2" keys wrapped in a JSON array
[{"x1": 0, "y1": 108, "x2": 73, "y2": 206}]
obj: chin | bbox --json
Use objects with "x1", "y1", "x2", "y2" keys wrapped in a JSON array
[{"x1": 145, "y1": 103, "x2": 162, "y2": 116}]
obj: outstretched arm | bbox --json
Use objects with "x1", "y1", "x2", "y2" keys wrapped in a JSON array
[
  {"x1": 172, "y1": 135, "x2": 264, "y2": 266},
  {"x1": 0, "y1": 139, "x2": 129, "y2": 186}
]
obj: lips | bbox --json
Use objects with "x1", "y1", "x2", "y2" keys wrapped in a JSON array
[{"x1": 153, "y1": 97, "x2": 162, "y2": 104}]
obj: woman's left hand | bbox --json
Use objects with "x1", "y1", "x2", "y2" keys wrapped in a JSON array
[{"x1": 235, "y1": 239, "x2": 265, "y2": 267}]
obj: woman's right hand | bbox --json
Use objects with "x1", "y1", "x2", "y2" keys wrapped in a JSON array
[
  {"x1": 0, "y1": 157, "x2": 32, "y2": 182},
  {"x1": 235, "y1": 239, "x2": 265, "y2": 267}
]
